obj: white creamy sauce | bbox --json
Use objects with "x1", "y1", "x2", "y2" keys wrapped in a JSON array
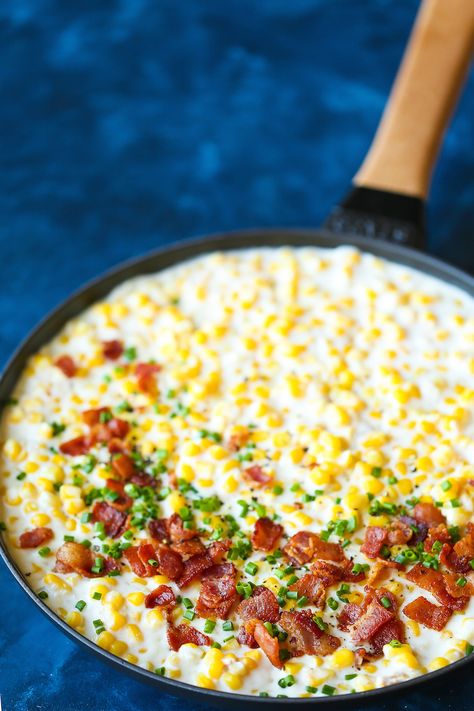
[{"x1": 1, "y1": 246, "x2": 474, "y2": 697}]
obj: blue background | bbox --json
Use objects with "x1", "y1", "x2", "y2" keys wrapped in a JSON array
[{"x1": 0, "y1": 1, "x2": 473, "y2": 709}]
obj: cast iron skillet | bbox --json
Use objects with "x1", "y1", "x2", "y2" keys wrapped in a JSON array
[{"x1": 1, "y1": 1, "x2": 473, "y2": 708}]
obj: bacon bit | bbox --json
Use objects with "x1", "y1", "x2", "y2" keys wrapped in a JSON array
[
  {"x1": 311, "y1": 560, "x2": 346, "y2": 587},
  {"x1": 168, "y1": 513, "x2": 199, "y2": 543},
  {"x1": 360, "y1": 527, "x2": 388, "y2": 559},
  {"x1": 237, "y1": 586, "x2": 280, "y2": 623},
  {"x1": 228, "y1": 429, "x2": 250, "y2": 452},
  {"x1": 354, "y1": 648, "x2": 371, "y2": 668},
  {"x1": 154, "y1": 543, "x2": 184, "y2": 581},
  {"x1": 280, "y1": 610, "x2": 340, "y2": 657},
  {"x1": 129, "y1": 471, "x2": 156, "y2": 488},
  {"x1": 54, "y1": 355, "x2": 77, "y2": 377},
  {"x1": 145, "y1": 584, "x2": 176, "y2": 609},
  {"x1": 366, "y1": 560, "x2": 403, "y2": 587},
  {"x1": 112, "y1": 453, "x2": 139, "y2": 480},
  {"x1": 289, "y1": 574, "x2": 325, "y2": 608},
  {"x1": 349, "y1": 593, "x2": 394, "y2": 645},
  {"x1": 124, "y1": 543, "x2": 159, "y2": 577},
  {"x1": 252, "y1": 620, "x2": 283, "y2": 668},
  {"x1": 413, "y1": 502, "x2": 446, "y2": 528},
  {"x1": 92, "y1": 501, "x2": 128, "y2": 538},
  {"x1": 424, "y1": 524, "x2": 452, "y2": 553},
  {"x1": 59, "y1": 436, "x2": 92, "y2": 456},
  {"x1": 387, "y1": 519, "x2": 413, "y2": 546},
  {"x1": 148, "y1": 518, "x2": 170, "y2": 543},
  {"x1": 102, "y1": 340, "x2": 123, "y2": 360},
  {"x1": 54, "y1": 541, "x2": 117, "y2": 577},
  {"x1": 196, "y1": 563, "x2": 239, "y2": 619},
  {"x1": 105, "y1": 479, "x2": 132, "y2": 512},
  {"x1": 406, "y1": 564, "x2": 470, "y2": 611},
  {"x1": 451, "y1": 524, "x2": 474, "y2": 570},
  {"x1": 237, "y1": 623, "x2": 258, "y2": 648},
  {"x1": 244, "y1": 465, "x2": 272, "y2": 486},
  {"x1": 399, "y1": 515, "x2": 428, "y2": 544},
  {"x1": 135, "y1": 362, "x2": 161, "y2": 396},
  {"x1": 371, "y1": 618, "x2": 405, "y2": 654},
  {"x1": 167, "y1": 622, "x2": 211, "y2": 652},
  {"x1": 337, "y1": 603, "x2": 363, "y2": 631},
  {"x1": 108, "y1": 438, "x2": 129, "y2": 454},
  {"x1": 403, "y1": 596, "x2": 452, "y2": 631},
  {"x1": 178, "y1": 540, "x2": 231, "y2": 588},
  {"x1": 106, "y1": 418, "x2": 130, "y2": 439},
  {"x1": 284, "y1": 531, "x2": 344, "y2": 566},
  {"x1": 251, "y1": 517, "x2": 284, "y2": 552},
  {"x1": 82, "y1": 407, "x2": 111, "y2": 427},
  {"x1": 19, "y1": 527, "x2": 53, "y2": 549},
  {"x1": 171, "y1": 539, "x2": 206, "y2": 560}
]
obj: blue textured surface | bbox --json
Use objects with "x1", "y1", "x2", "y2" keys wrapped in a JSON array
[{"x1": 0, "y1": 1, "x2": 473, "y2": 710}]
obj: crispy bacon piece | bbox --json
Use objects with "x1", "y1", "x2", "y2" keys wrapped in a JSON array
[
  {"x1": 172, "y1": 539, "x2": 206, "y2": 560},
  {"x1": 371, "y1": 617, "x2": 405, "y2": 654},
  {"x1": 178, "y1": 540, "x2": 231, "y2": 588},
  {"x1": 424, "y1": 524, "x2": 452, "y2": 553},
  {"x1": 105, "y1": 479, "x2": 132, "y2": 512},
  {"x1": 403, "y1": 596, "x2": 452, "y2": 631},
  {"x1": 92, "y1": 501, "x2": 128, "y2": 538},
  {"x1": 399, "y1": 515, "x2": 428, "y2": 544},
  {"x1": 19, "y1": 527, "x2": 53, "y2": 549},
  {"x1": 360, "y1": 527, "x2": 387, "y2": 559},
  {"x1": 135, "y1": 362, "x2": 161, "y2": 396},
  {"x1": 348, "y1": 591, "x2": 395, "y2": 645},
  {"x1": 244, "y1": 465, "x2": 272, "y2": 486},
  {"x1": 251, "y1": 517, "x2": 283, "y2": 552},
  {"x1": 124, "y1": 543, "x2": 159, "y2": 577},
  {"x1": 284, "y1": 531, "x2": 344, "y2": 566},
  {"x1": 228, "y1": 429, "x2": 250, "y2": 452},
  {"x1": 54, "y1": 355, "x2": 77, "y2": 377},
  {"x1": 102, "y1": 340, "x2": 123, "y2": 360},
  {"x1": 82, "y1": 407, "x2": 111, "y2": 427},
  {"x1": 280, "y1": 610, "x2": 340, "y2": 657},
  {"x1": 59, "y1": 436, "x2": 92, "y2": 456},
  {"x1": 405, "y1": 563, "x2": 469, "y2": 611},
  {"x1": 93, "y1": 418, "x2": 130, "y2": 443},
  {"x1": 337, "y1": 603, "x2": 363, "y2": 631},
  {"x1": 252, "y1": 620, "x2": 283, "y2": 668},
  {"x1": 237, "y1": 623, "x2": 258, "y2": 648},
  {"x1": 387, "y1": 519, "x2": 413, "y2": 546},
  {"x1": 108, "y1": 438, "x2": 129, "y2": 454},
  {"x1": 112, "y1": 453, "x2": 139, "y2": 480},
  {"x1": 54, "y1": 541, "x2": 118, "y2": 577},
  {"x1": 168, "y1": 513, "x2": 199, "y2": 543},
  {"x1": 167, "y1": 623, "x2": 211, "y2": 652},
  {"x1": 413, "y1": 502, "x2": 446, "y2": 528},
  {"x1": 154, "y1": 543, "x2": 184, "y2": 581},
  {"x1": 145, "y1": 584, "x2": 176, "y2": 609},
  {"x1": 366, "y1": 560, "x2": 403, "y2": 587},
  {"x1": 130, "y1": 471, "x2": 156, "y2": 488},
  {"x1": 446, "y1": 524, "x2": 474, "y2": 573},
  {"x1": 196, "y1": 563, "x2": 239, "y2": 619},
  {"x1": 289, "y1": 574, "x2": 325, "y2": 607},
  {"x1": 238, "y1": 586, "x2": 280, "y2": 623},
  {"x1": 148, "y1": 518, "x2": 170, "y2": 543}
]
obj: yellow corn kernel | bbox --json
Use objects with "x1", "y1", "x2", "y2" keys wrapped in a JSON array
[
  {"x1": 110, "y1": 640, "x2": 128, "y2": 656},
  {"x1": 295, "y1": 512, "x2": 313, "y2": 526},
  {"x1": 222, "y1": 475, "x2": 237, "y2": 493},
  {"x1": 21, "y1": 482, "x2": 37, "y2": 499},
  {"x1": 127, "y1": 592, "x2": 145, "y2": 607},
  {"x1": 196, "y1": 673, "x2": 215, "y2": 690},
  {"x1": 64, "y1": 499, "x2": 85, "y2": 515},
  {"x1": 223, "y1": 673, "x2": 242, "y2": 691},
  {"x1": 427, "y1": 657, "x2": 449, "y2": 671},
  {"x1": 37, "y1": 478, "x2": 55, "y2": 492},
  {"x1": 97, "y1": 631, "x2": 115, "y2": 651},
  {"x1": 31, "y1": 513, "x2": 51, "y2": 527},
  {"x1": 243, "y1": 650, "x2": 261, "y2": 670},
  {"x1": 145, "y1": 609, "x2": 164, "y2": 628},
  {"x1": 90, "y1": 584, "x2": 109, "y2": 599},
  {"x1": 44, "y1": 574, "x2": 72, "y2": 592},
  {"x1": 289, "y1": 447, "x2": 304, "y2": 464},
  {"x1": 182, "y1": 441, "x2": 201, "y2": 457},
  {"x1": 273, "y1": 432, "x2": 291, "y2": 448},
  {"x1": 65, "y1": 611, "x2": 83, "y2": 629},
  {"x1": 416, "y1": 456, "x2": 433, "y2": 473},
  {"x1": 3, "y1": 439, "x2": 23, "y2": 461},
  {"x1": 127, "y1": 624, "x2": 143, "y2": 642},
  {"x1": 284, "y1": 662, "x2": 302, "y2": 675},
  {"x1": 406, "y1": 620, "x2": 420, "y2": 637},
  {"x1": 24, "y1": 461, "x2": 39, "y2": 474},
  {"x1": 330, "y1": 648, "x2": 355, "y2": 669},
  {"x1": 106, "y1": 591, "x2": 124, "y2": 610},
  {"x1": 363, "y1": 477, "x2": 385, "y2": 496},
  {"x1": 180, "y1": 464, "x2": 195, "y2": 482},
  {"x1": 383, "y1": 643, "x2": 419, "y2": 669},
  {"x1": 209, "y1": 445, "x2": 227, "y2": 460},
  {"x1": 168, "y1": 491, "x2": 186, "y2": 513},
  {"x1": 123, "y1": 653, "x2": 138, "y2": 664},
  {"x1": 204, "y1": 648, "x2": 224, "y2": 679},
  {"x1": 109, "y1": 612, "x2": 127, "y2": 631},
  {"x1": 59, "y1": 484, "x2": 82, "y2": 501},
  {"x1": 345, "y1": 492, "x2": 366, "y2": 510},
  {"x1": 397, "y1": 478, "x2": 413, "y2": 496}
]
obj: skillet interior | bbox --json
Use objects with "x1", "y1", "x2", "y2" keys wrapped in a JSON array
[{"x1": 1, "y1": 227, "x2": 474, "y2": 709}]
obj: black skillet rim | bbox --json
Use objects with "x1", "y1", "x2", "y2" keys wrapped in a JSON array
[{"x1": 1, "y1": 227, "x2": 473, "y2": 708}]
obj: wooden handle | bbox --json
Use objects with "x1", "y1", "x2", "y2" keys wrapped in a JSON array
[{"x1": 355, "y1": 0, "x2": 474, "y2": 199}]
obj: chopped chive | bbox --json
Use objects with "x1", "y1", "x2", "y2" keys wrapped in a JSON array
[
  {"x1": 38, "y1": 590, "x2": 48, "y2": 600},
  {"x1": 92, "y1": 592, "x2": 102, "y2": 600},
  {"x1": 38, "y1": 546, "x2": 51, "y2": 558},
  {"x1": 75, "y1": 600, "x2": 86, "y2": 611},
  {"x1": 321, "y1": 684, "x2": 336, "y2": 696},
  {"x1": 16, "y1": 472, "x2": 26, "y2": 481},
  {"x1": 245, "y1": 562, "x2": 258, "y2": 576},
  {"x1": 204, "y1": 620, "x2": 216, "y2": 633},
  {"x1": 183, "y1": 609, "x2": 195, "y2": 621}
]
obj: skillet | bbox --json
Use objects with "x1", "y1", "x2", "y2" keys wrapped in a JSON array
[{"x1": 1, "y1": 0, "x2": 473, "y2": 707}]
